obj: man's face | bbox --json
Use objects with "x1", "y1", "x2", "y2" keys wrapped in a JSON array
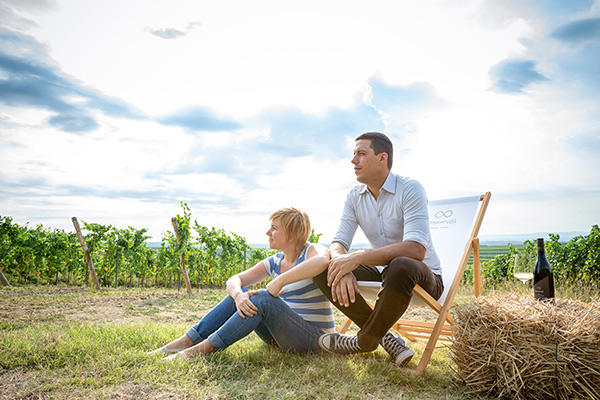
[{"x1": 352, "y1": 139, "x2": 384, "y2": 184}]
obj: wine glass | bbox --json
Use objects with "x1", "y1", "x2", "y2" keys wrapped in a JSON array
[{"x1": 513, "y1": 253, "x2": 534, "y2": 284}]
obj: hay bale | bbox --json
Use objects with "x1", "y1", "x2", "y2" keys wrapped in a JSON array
[{"x1": 450, "y1": 294, "x2": 600, "y2": 400}]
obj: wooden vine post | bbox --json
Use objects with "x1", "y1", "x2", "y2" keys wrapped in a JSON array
[
  {"x1": 72, "y1": 217, "x2": 101, "y2": 290},
  {"x1": 0, "y1": 269, "x2": 9, "y2": 286},
  {"x1": 171, "y1": 217, "x2": 193, "y2": 295}
]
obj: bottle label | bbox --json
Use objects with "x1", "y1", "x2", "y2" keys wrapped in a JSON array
[{"x1": 534, "y1": 277, "x2": 550, "y2": 299}]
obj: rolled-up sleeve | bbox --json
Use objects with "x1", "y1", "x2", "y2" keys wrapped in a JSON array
[
  {"x1": 401, "y1": 180, "x2": 431, "y2": 249},
  {"x1": 332, "y1": 189, "x2": 359, "y2": 250}
]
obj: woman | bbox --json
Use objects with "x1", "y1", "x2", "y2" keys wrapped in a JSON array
[{"x1": 149, "y1": 207, "x2": 335, "y2": 359}]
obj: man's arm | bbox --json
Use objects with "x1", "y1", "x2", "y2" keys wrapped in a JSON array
[
  {"x1": 329, "y1": 241, "x2": 348, "y2": 258},
  {"x1": 327, "y1": 240, "x2": 426, "y2": 288},
  {"x1": 328, "y1": 242, "x2": 360, "y2": 307},
  {"x1": 348, "y1": 240, "x2": 426, "y2": 265}
]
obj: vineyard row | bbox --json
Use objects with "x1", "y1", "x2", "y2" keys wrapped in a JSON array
[{"x1": 1, "y1": 204, "x2": 598, "y2": 288}]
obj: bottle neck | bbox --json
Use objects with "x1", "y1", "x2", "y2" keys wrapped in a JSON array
[{"x1": 537, "y1": 238, "x2": 545, "y2": 254}]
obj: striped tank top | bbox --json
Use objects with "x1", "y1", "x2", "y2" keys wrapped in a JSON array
[{"x1": 263, "y1": 244, "x2": 335, "y2": 332}]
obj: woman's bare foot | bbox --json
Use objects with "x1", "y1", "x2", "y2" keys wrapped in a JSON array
[
  {"x1": 148, "y1": 334, "x2": 194, "y2": 355},
  {"x1": 182, "y1": 339, "x2": 216, "y2": 358},
  {"x1": 163, "y1": 339, "x2": 216, "y2": 361}
]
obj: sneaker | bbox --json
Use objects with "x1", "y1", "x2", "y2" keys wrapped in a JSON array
[
  {"x1": 318, "y1": 333, "x2": 364, "y2": 355},
  {"x1": 380, "y1": 332, "x2": 414, "y2": 367}
]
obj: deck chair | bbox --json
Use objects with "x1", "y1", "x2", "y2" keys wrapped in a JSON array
[{"x1": 337, "y1": 192, "x2": 491, "y2": 376}]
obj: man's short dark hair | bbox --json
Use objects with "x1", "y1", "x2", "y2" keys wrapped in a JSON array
[{"x1": 355, "y1": 132, "x2": 393, "y2": 170}]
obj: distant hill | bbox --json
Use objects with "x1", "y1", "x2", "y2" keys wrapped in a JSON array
[
  {"x1": 478, "y1": 232, "x2": 588, "y2": 245},
  {"x1": 150, "y1": 231, "x2": 588, "y2": 249}
]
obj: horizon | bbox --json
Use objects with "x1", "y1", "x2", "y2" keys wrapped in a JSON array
[
  {"x1": 1, "y1": 1, "x2": 599, "y2": 244},
  {"x1": 143, "y1": 229, "x2": 591, "y2": 248}
]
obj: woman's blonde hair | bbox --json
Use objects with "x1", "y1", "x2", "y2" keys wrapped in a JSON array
[{"x1": 269, "y1": 207, "x2": 311, "y2": 252}]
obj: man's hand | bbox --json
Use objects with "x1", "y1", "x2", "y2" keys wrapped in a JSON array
[
  {"x1": 331, "y1": 273, "x2": 360, "y2": 307},
  {"x1": 327, "y1": 253, "x2": 359, "y2": 287}
]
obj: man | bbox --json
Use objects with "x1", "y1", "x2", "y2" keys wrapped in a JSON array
[{"x1": 313, "y1": 132, "x2": 443, "y2": 367}]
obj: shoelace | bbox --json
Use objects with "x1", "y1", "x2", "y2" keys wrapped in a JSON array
[
  {"x1": 382, "y1": 334, "x2": 405, "y2": 355},
  {"x1": 334, "y1": 335, "x2": 362, "y2": 352}
]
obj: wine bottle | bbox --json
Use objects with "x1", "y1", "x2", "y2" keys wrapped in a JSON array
[{"x1": 533, "y1": 238, "x2": 554, "y2": 300}]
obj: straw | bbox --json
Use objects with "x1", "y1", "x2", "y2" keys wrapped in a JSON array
[{"x1": 450, "y1": 295, "x2": 600, "y2": 400}]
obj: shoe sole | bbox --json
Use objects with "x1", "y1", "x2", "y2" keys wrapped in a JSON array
[
  {"x1": 318, "y1": 334, "x2": 338, "y2": 354},
  {"x1": 394, "y1": 349, "x2": 415, "y2": 367},
  {"x1": 318, "y1": 334, "x2": 362, "y2": 355}
]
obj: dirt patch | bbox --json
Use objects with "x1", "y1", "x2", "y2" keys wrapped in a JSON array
[
  {"x1": 0, "y1": 370, "x2": 206, "y2": 400},
  {"x1": 1, "y1": 287, "x2": 214, "y2": 327},
  {"x1": 1, "y1": 285, "x2": 438, "y2": 331},
  {"x1": 0, "y1": 370, "x2": 47, "y2": 400}
]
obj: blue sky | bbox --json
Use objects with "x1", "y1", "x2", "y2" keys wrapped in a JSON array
[{"x1": 1, "y1": 0, "x2": 599, "y2": 245}]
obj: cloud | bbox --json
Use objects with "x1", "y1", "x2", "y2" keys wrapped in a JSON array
[
  {"x1": 186, "y1": 22, "x2": 202, "y2": 30},
  {"x1": 47, "y1": 113, "x2": 98, "y2": 132},
  {"x1": 147, "y1": 21, "x2": 202, "y2": 40},
  {"x1": 489, "y1": 0, "x2": 595, "y2": 22},
  {"x1": 545, "y1": 18, "x2": 600, "y2": 95},
  {"x1": 157, "y1": 106, "x2": 242, "y2": 132},
  {"x1": 551, "y1": 17, "x2": 600, "y2": 42},
  {"x1": 364, "y1": 77, "x2": 445, "y2": 137},
  {"x1": 148, "y1": 28, "x2": 186, "y2": 40},
  {"x1": 0, "y1": 29, "x2": 144, "y2": 133},
  {"x1": 0, "y1": 0, "x2": 56, "y2": 31},
  {"x1": 255, "y1": 85, "x2": 413, "y2": 159},
  {"x1": 531, "y1": 0, "x2": 595, "y2": 19},
  {"x1": 367, "y1": 78, "x2": 440, "y2": 110},
  {"x1": 167, "y1": 78, "x2": 439, "y2": 183},
  {"x1": 261, "y1": 106, "x2": 380, "y2": 158},
  {"x1": 169, "y1": 78, "x2": 435, "y2": 190},
  {"x1": 490, "y1": 59, "x2": 549, "y2": 93}
]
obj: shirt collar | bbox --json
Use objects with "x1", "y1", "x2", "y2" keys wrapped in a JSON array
[
  {"x1": 359, "y1": 172, "x2": 396, "y2": 195},
  {"x1": 381, "y1": 172, "x2": 396, "y2": 194}
]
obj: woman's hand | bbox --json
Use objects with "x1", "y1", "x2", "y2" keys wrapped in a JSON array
[
  {"x1": 266, "y1": 278, "x2": 284, "y2": 297},
  {"x1": 233, "y1": 290, "x2": 259, "y2": 318}
]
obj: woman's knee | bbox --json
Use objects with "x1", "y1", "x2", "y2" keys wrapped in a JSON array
[{"x1": 249, "y1": 290, "x2": 278, "y2": 309}]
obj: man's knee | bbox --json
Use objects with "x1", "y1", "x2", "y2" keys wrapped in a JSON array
[
  {"x1": 384, "y1": 257, "x2": 421, "y2": 292},
  {"x1": 387, "y1": 256, "x2": 417, "y2": 277}
]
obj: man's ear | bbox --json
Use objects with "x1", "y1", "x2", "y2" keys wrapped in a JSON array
[{"x1": 380, "y1": 153, "x2": 388, "y2": 165}]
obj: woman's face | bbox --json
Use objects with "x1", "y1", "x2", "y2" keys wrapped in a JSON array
[{"x1": 266, "y1": 218, "x2": 291, "y2": 250}]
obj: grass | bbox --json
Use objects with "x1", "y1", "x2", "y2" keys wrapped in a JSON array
[{"x1": 1, "y1": 283, "x2": 595, "y2": 399}]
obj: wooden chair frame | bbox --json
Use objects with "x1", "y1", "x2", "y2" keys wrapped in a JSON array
[{"x1": 338, "y1": 192, "x2": 491, "y2": 376}]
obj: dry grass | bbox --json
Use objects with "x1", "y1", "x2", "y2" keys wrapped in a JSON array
[
  {"x1": 451, "y1": 294, "x2": 600, "y2": 400},
  {"x1": 1, "y1": 285, "x2": 483, "y2": 400}
]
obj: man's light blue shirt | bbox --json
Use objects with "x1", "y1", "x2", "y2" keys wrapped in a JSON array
[{"x1": 332, "y1": 172, "x2": 442, "y2": 275}]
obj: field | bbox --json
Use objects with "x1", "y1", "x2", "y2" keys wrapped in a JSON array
[
  {"x1": 468, "y1": 244, "x2": 522, "y2": 265},
  {"x1": 1, "y1": 284, "x2": 502, "y2": 400},
  {"x1": 3, "y1": 239, "x2": 598, "y2": 399}
]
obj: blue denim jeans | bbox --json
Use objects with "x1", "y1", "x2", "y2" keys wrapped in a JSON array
[{"x1": 185, "y1": 289, "x2": 325, "y2": 353}]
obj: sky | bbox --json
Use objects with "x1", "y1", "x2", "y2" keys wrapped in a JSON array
[{"x1": 1, "y1": 0, "x2": 599, "y2": 246}]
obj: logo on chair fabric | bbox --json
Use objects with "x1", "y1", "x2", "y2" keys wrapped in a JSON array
[{"x1": 435, "y1": 210, "x2": 453, "y2": 218}]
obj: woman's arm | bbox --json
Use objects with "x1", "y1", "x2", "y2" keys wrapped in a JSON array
[
  {"x1": 266, "y1": 244, "x2": 330, "y2": 297},
  {"x1": 227, "y1": 260, "x2": 270, "y2": 318}
]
